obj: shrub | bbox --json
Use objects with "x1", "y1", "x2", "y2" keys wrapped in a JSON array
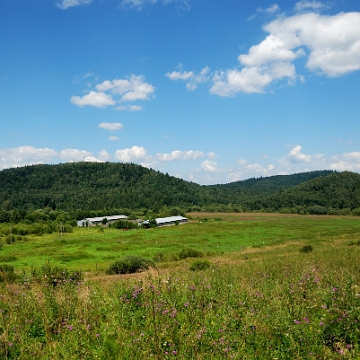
[
  {"x1": 300, "y1": 245, "x2": 313, "y2": 253},
  {"x1": 6, "y1": 234, "x2": 15, "y2": 244},
  {"x1": 106, "y1": 255, "x2": 155, "y2": 275},
  {"x1": 190, "y1": 259, "x2": 211, "y2": 271},
  {"x1": 0, "y1": 263, "x2": 17, "y2": 283},
  {"x1": 178, "y1": 247, "x2": 203, "y2": 260}
]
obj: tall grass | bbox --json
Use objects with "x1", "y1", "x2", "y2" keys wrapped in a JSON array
[{"x1": 0, "y1": 236, "x2": 359, "y2": 359}]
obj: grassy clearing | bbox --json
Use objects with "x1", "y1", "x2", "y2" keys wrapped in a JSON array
[
  {"x1": 0, "y1": 213, "x2": 359, "y2": 273},
  {"x1": 0, "y1": 220, "x2": 360, "y2": 358}
]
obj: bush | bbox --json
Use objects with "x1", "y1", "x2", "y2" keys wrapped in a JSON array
[
  {"x1": 300, "y1": 245, "x2": 313, "y2": 253},
  {"x1": 106, "y1": 255, "x2": 155, "y2": 275},
  {"x1": 178, "y1": 247, "x2": 203, "y2": 260},
  {"x1": 190, "y1": 259, "x2": 211, "y2": 271},
  {"x1": 0, "y1": 263, "x2": 17, "y2": 283},
  {"x1": 6, "y1": 234, "x2": 15, "y2": 244}
]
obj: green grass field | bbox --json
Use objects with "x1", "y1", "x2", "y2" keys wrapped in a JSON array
[
  {"x1": 1, "y1": 213, "x2": 360, "y2": 273},
  {"x1": 1, "y1": 213, "x2": 360, "y2": 358}
]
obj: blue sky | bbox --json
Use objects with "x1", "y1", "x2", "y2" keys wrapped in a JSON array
[{"x1": 1, "y1": 0, "x2": 360, "y2": 184}]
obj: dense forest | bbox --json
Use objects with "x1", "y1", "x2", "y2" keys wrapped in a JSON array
[{"x1": 0, "y1": 162, "x2": 359, "y2": 220}]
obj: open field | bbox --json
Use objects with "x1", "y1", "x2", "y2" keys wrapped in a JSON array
[
  {"x1": 1, "y1": 213, "x2": 360, "y2": 358},
  {"x1": 0, "y1": 213, "x2": 360, "y2": 272}
]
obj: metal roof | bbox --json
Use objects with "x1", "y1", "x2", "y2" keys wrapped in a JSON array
[
  {"x1": 142, "y1": 216, "x2": 187, "y2": 225},
  {"x1": 84, "y1": 215, "x2": 127, "y2": 223}
]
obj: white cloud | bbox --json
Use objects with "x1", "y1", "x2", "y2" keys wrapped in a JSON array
[
  {"x1": 57, "y1": 0, "x2": 92, "y2": 10},
  {"x1": 200, "y1": 160, "x2": 218, "y2": 172},
  {"x1": 228, "y1": 163, "x2": 276, "y2": 182},
  {"x1": 294, "y1": 1, "x2": 327, "y2": 12},
  {"x1": 70, "y1": 91, "x2": 115, "y2": 108},
  {"x1": 239, "y1": 34, "x2": 304, "y2": 67},
  {"x1": 99, "y1": 122, "x2": 123, "y2": 131},
  {"x1": 71, "y1": 75, "x2": 154, "y2": 109},
  {"x1": 98, "y1": 150, "x2": 110, "y2": 161},
  {"x1": 114, "y1": 146, "x2": 148, "y2": 162},
  {"x1": 116, "y1": 105, "x2": 142, "y2": 112},
  {"x1": 120, "y1": 0, "x2": 190, "y2": 10},
  {"x1": 330, "y1": 152, "x2": 360, "y2": 171},
  {"x1": 210, "y1": 62, "x2": 296, "y2": 95},
  {"x1": 0, "y1": 146, "x2": 57, "y2": 170},
  {"x1": 210, "y1": 10, "x2": 360, "y2": 96},
  {"x1": 264, "y1": 12, "x2": 360, "y2": 77},
  {"x1": 96, "y1": 75, "x2": 155, "y2": 101},
  {"x1": 166, "y1": 70, "x2": 194, "y2": 80},
  {"x1": 156, "y1": 150, "x2": 205, "y2": 161},
  {"x1": 166, "y1": 65, "x2": 210, "y2": 90},
  {"x1": 287, "y1": 145, "x2": 312, "y2": 163},
  {"x1": 109, "y1": 136, "x2": 119, "y2": 141},
  {"x1": 59, "y1": 149, "x2": 94, "y2": 162},
  {"x1": 207, "y1": 152, "x2": 217, "y2": 159}
]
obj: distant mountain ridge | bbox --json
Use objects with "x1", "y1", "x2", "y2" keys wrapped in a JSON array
[{"x1": 0, "y1": 162, "x2": 356, "y2": 214}]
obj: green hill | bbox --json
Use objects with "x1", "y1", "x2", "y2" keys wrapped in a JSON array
[
  {"x1": 247, "y1": 171, "x2": 360, "y2": 214},
  {"x1": 0, "y1": 162, "x2": 349, "y2": 215}
]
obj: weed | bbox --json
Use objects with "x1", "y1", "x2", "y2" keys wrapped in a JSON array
[
  {"x1": 178, "y1": 247, "x2": 203, "y2": 259},
  {"x1": 190, "y1": 259, "x2": 211, "y2": 271},
  {"x1": 106, "y1": 255, "x2": 155, "y2": 274}
]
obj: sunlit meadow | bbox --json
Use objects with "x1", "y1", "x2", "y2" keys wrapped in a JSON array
[{"x1": 1, "y1": 213, "x2": 360, "y2": 359}]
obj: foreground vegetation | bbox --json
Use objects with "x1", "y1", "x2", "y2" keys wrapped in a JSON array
[{"x1": 0, "y1": 213, "x2": 360, "y2": 358}]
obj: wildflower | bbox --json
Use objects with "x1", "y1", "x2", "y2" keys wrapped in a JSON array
[
  {"x1": 172, "y1": 350, "x2": 177, "y2": 354},
  {"x1": 8, "y1": 342, "x2": 13, "y2": 347},
  {"x1": 96, "y1": 334, "x2": 100, "y2": 338},
  {"x1": 321, "y1": 305, "x2": 327, "y2": 309},
  {"x1": 336, "y1": 349, "x2": 344, "y2": 355},
  {"x1": 294, "y1": 320, "x2": 301, "y2": 325},
  {"x1": 319, "y1": 321, "x2": 324, "y2": 326},
  {"x1": 333, "y1": 287, "x2": 338, "y2": 292},
  {"x1": 67, "y1": 325, "x2": 73, "y2": 331},
  {"x1": 303, "y1": 318, "x2": 309, "y2": 324},
  {"x1": 184, "y1": 302, "x2": 189, "y2": 307}
]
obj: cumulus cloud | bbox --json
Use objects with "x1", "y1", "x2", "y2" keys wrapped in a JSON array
[
  {"x1": 209, "y1": 10, "x2": 360, "y2": 96},
  {"x1": 96, "y1": 75, "x2": 155, "y2": 101},
  {"x1": 330, "y1": 152, "x2": 360, "y2": 171},
  {"x1": 294, "y1": 1, "x2": 327, "y2": 12},
  {"x1": 287, "y1": 145, "x2": 312, "y2": 163},
  {"x1": 109, "y1": 136, "x2": 119, "y2": 141},
  {"x1": 120, "y1": 0, "x2": 190, "y2": 11},
  {"x1": 114, "y1": 146, "x2": 148, "y2": 162},
  {"x1": 210, "y1": 62, "x2": 296, "y2": 95},
  {"x1": 228, "y1": 163, "x2": 276, "y2": 182},
  {"x1": 59, "y1": 149, "x2": 94, "y2": 162},
  {"x1": 156, "y1": 150, "x2": 205, "y2": 161},
  {"x1": 70, "y1": 91, "x2": 115, "y2": 108},
  {"x1": 0, "y1": 146, "x2": 57, "y2": 170},
  {"x1": 166, "y1": 65, "x2": 210, "y2": 90},
  {"x1": 57, "y1": 0, "x2": 92, "y2": 10},
  {"x1": 200, "y1": 160, "x2": 219, "y2": 172},
  {"x1": 98, "y1": 150, "x2": 110, "y2": 161},
  {"x1": 99, "y1": 122, "x2": 123, "y2": 131},
  {"x1": 71, "y1": 75, "x2": 154, "y2": 109}
]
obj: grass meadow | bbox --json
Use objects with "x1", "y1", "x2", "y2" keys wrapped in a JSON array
[{"x1": 0, "y1": 213, "x2": 360, "y2": 358}]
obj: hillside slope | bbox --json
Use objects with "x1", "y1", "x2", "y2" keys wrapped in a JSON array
[
  {"x1": 0, "y1": 162, "x2": 342, "y2": 212},
  {"x1": 247, "y1": 171, "x2": 360, "y2": 214}
]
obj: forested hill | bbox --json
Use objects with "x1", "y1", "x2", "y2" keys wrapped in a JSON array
[
  {"x1": 210, "y1": 170, "x2": 335, "y2": 200},
  {"x1": 246, "y1": 171, "x2": 360, "y2": 214},
  {"x1": 0, "y1": 162, "x2": 342, "y2": 213}
]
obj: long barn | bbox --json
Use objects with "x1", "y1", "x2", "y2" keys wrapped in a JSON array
[{"x1": 141, "y1": 216, "x2": 188, "y2": 228}]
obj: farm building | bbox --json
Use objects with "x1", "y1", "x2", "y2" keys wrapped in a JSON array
[
  {"x1": 77, "y1": 215, "x2": 127, "y2": 227},
  {"x1": 140, "y1": 216, "x2": 188, "y2": 228}
]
